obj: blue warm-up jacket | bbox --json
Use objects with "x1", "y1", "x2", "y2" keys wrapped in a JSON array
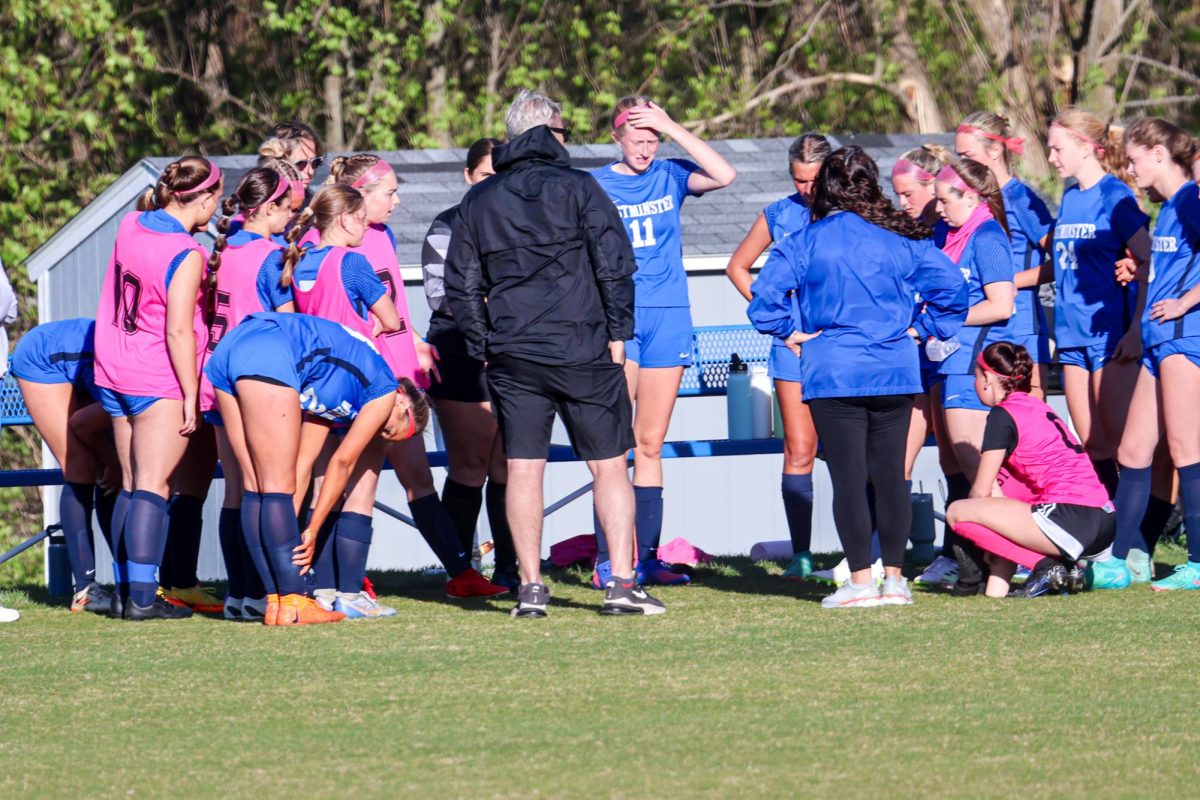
[{"x1": 747, "y1": 210, "x2": 968, "y2": 400}]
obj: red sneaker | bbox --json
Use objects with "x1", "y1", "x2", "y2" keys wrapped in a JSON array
[{"x1": 445, "y1": 567, "x2": 510, "y2": 598}]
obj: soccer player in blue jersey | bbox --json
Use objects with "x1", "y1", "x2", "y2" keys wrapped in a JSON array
[
  {"x1": 955, "y1": 112, "x2": 1055, "y2": 397},
  {"x1": 726, "y1": 133, "x2": 830, "y2": 581},
  {"x1": 590, "y1": 96, "x2": 736, "y2": 587},
  {"x1": 1042, "y1": 109, "x2": 1152, "y2": 498},
  {"x1": 1089, "y1": 119, "x2": 1200, "y2": 590},
  {"x1": 205, "y1": 312, "x2": 427, "y2": 624}
]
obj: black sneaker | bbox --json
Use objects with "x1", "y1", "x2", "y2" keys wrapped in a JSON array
[
  {"x1": 600, "y1": 578, "x2": 666, "y2": 616},
  {"x1": 70, "y1": 582, "x2": 114, "y2": 615},
  {"x1": 107, "y1": 591, "x2": 125, "y2": 620},
  {"x1": 510, "y1": 582, "x2": 549, "y2": 618},
  {"x1": 949, "y1": 541, "x2": 988, "y2": 596},
  {"x1": 124, "y1": 594, "x2": 195, "y2": 621},
  {"x1": 1007, "y1": 559, "x2": 1069, "y2": 599}
]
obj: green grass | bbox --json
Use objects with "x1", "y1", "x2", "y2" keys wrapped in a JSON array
[{"x1": 3, "y1": 550, "x2": 1200, "y2": 798}]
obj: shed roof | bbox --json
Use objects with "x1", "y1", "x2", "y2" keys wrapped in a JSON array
[{"x1": 26, "y1": 133, "x2": 954, "y2": 280}]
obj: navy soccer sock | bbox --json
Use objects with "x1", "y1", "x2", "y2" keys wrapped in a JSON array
[
  {"x1": 1112, "y1": 466, "x2": 1152, "y2": 560},
  {"x1": 441, "y1": 478, "x2": 484, "y2": 554},
  {"x1": 164, "y1": 494, "x2": 205, "y2": 588},
  {"x1": 1139, "y1": 494, "x2": 1175, "y2": 557},
  {"x1": 217, "y1": 508, "x2": 246, "y2": 599},
  {"x1": 110, "y1": 490, "x2": 132, "y2": 597},
  {"x1": 485, "y1": 481, "x2": 516, "y2": 572},
  {"x1": 124, "y1": 490, "x2": 169, "y2": 608},
  {"x1": 60, "y1": 482, "x2": 96, "y2": 591},
  {"x1": 1179, "y1": 463, "x2": 1200, "y2": 565},
  {"x1": 94, "y1": 485, "x2": 117, "y2": 558},
  {"x1": 260, "y1": 493, "x2": 305, "y2": 596},
  {"x1": 409, "y1": 492, "x2": 470, "y2": 576},
  {"x1": 240, "y1": 492, "x2": 275, "y2": 595},
  {"x1": 634, "y1": 485, "x2": 663, "y2": 562},
  {"x1": 306, "y1": 506, "x2": 339, "y2": 591},
  {"x1": 334, "y1": 512, "x2": 374, "y2": 594},
  {"x1": 780, "y1": 473, "x2": 814, "y2": 555}
]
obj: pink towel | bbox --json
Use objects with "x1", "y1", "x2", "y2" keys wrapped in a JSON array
[
  {"x1": 548, "y1": 534, "x2": 598, "y2": 568},
  {"x1": 656, "y1": 536, "x2": 714, "y2": 566}
]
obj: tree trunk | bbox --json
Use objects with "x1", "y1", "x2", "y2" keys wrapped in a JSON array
[
  {"x1": 424, "y1": 0, "x2": 452, "y2": 147},
  {"x1": 877, "y1": 0, "x2": 948, "y2": 132},
  {"x1": 323, "y1": 51, "x2": 345, "y2": 152}
]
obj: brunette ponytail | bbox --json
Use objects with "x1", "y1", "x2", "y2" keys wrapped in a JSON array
[{"x1": 980, "y1": 341, "x2": 1033, "y2": 395}]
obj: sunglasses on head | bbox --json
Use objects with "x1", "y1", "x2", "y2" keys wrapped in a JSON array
[
  {"x1": 547, "y1": 126, "x2": 571, "y2": 142},
  {"x1": 293, "y1": 155, "x2": 325, "y2": 171}
]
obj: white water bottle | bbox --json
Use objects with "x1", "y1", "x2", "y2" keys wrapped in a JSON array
[
  {"x1": 749, "y1": 365, "x2": 772, "y2": 439},
  {"x1": 925, "y1": 337, "x2": 961, "y2": 362}
]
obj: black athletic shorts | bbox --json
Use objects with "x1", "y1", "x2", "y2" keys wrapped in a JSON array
[
  {"x1": 1031, "y1": 502, "x2": 1116, "y2": 560},
  {"x1": 486, "y1": 352, "x2": 633, "y2": 461},
  {"x1": 427, "y1": 326, "x2": 488, "y2": 404}
]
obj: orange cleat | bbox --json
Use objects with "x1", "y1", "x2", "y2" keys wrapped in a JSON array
[
  {"x1": 263, "y1": 593, "x2": 281, "y2": 626},
  {"x1": 445, "y1": 567, "x2": 511, "y2": 599},
  {"x1": 275, "y1": 594, "x2": 345, "y2": 625},
  {"x1": 163, "y1": 584, "x2": 225, "y2": 614}
]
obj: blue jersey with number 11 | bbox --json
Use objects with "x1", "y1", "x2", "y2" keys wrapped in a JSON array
[
  {"x1": 592, "y1": 158, "x2": 698, "y2": 308},
  {"x1": 1052, "y1": 173, "x2": 1148, "y2": 349},
  {"x1": 1144, "y1": 181, "x2": 1200, "y2": 348}
]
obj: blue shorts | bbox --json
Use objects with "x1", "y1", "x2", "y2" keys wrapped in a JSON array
[
  {"x1": 11, "y1": 333, "x2": 98, "y2": 400},
  {"x1": 1142, "y1": 338, "x2": 1200, "y2": 378},
  {"x1": 626, "y1": 307, "x2": 693, "y2": 368},
  {"x1": 767, "y1": 341, "x2": 802, "y2": 383},
  {"x1": 205, "y1": 320, "x2": 301, "y2": 396},
  {"x1": 1057, "y1": 340, "x2": 1117, "y2": 373},
  {"x1": 940, "y1": 373, "x2": 988, "y2": 412},
  {"x1": 202, "y1": 409, "x2": 224, "y2": 427},
  {"x1": 919, "y1": 350, "x2": 943, "y2": 394},
  {"x1": 96, "y1": 387, "x2": 161, "y2": 418},
  {"x1": 1014, "y1": 332, "x2": 1052, "y2": 365}
]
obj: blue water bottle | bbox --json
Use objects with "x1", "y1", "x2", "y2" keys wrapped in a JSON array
[
  {"x1": 46, "y1": 526, "x2": 72, "y2": 596},
  {"x1": 727, "y1": 353, "x2": 752, "y2": 440},
  {"x1": 908, "y1": 489, "x2": 937, "y2": 566}
]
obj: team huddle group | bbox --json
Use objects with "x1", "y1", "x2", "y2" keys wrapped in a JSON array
[{"x1": 7, "y1": 87, "x2": 1200, "y2": 622}]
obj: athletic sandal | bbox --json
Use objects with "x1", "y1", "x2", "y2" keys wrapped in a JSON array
[
  {"x1": 446, "y1": 567, "x2": 509, "y2": 598},
  {"x1": 600, "y1": 578, "x2": 666, "y2": 616}
]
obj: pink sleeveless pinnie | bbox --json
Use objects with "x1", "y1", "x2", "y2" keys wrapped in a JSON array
[{"x1": 996, "y1": 392, "x2": 1110, "y2": 508}]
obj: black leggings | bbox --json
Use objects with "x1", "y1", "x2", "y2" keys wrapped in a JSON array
[{"x1": 809, "y1": 394, "x2": 914, "y2": 572}]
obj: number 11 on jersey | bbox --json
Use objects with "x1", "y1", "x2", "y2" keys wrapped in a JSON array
[{"x1": 630, "y1": 218, "x2": 657, "y2": 248}]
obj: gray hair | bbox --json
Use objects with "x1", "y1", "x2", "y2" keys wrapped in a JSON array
[{"x1": 504, "y1": 89, "x2": 562, "y2": 139}]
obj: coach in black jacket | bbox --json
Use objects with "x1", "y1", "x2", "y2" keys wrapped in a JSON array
[{"x1": 445, "y1": 89, "x2": 666, "y2": 618}]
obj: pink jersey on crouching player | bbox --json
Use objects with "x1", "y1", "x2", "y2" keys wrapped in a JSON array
[{"x1": 94, "y1": 211, "x2": 208, "y2": 398}]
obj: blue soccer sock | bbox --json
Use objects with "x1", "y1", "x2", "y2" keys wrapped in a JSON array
[
  {"x1": 1178, "y1": 463, "x2": 1200, "y2": 565},
  {"x1": 634, "y1": 486, "x2": 663, "y2": 562},
  {"x1": 110, "y1": 490, "x2": 133, "y2": 596},
  {"x1": 217, "y1": 508, "x2": 246, "y2": 600},
  {"x1": 94, "y1": 485, "x2": 116, "y2": 558},
  {"x1": 260, "y1": 492, "x2": 305, "y2": 596},
  {"x1": 1112, "y1": 465, "x2": 1152, "y2": 560},
  {"x1": 60, "y1": 482, "x2": 96, "y2": 591},
  {"x1": 164, "y1": 494, "x2": 205, "y2": 589},
  {"x1": 305, "y1": 506, "x2": 339, "y2": 592},
  {"x1": 334, "y1": 512, "x2": 374, "y2": 594},
  {"x1": 123, "y1": 490, "x2": 169, "y2": 607},
  {"x1": 240, "y1": 492, "x2": 274, "y2": 595},
  {"x1": 780, "y1": 473, "x2": 814, "y2": 555},
  {"x1": 409, "y1": 492, "x2": 470, "y2": 576},
  {"x1": 486, "y1": 481, "x2": 516, "y2": 573}
]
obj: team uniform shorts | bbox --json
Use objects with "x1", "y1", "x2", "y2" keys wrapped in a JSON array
[
  {"x1": 11, "y1": 332, "x2": 99, "y2": 401},
  {"x1": 486, "y1": 352, "x2": 633, "y2": 461},
  {"x1": 426, "y1": 325, "x2": 489, "y2": 404},
  {"x1": 625, "y1": 306, "x2": 694, "y2": 368},
  {"x1": 1031, "y1": 501, "x2": 1116, "y2": 561},
  {"x1": 1057, "y1": 338, "x2": 1120, "y2": 373},
  {"x1": 1141, "y1": 338, "x2": 1200, "y2": 378},
  {"x1": 96, "y1": 387, "x2": 161, "y2": 418},
  {"x1": 205, "y1": 319, "x2": 301, "y2": 396},
  {"x1": 940, "y1": 373, "x2": 988, "y2": 412},
  {"x1": 1014, "y1": 331, "x2": 1052, "y2": 365},
  {"x1": 768, "y1": 340, "x2": 802, "y2": 383}
]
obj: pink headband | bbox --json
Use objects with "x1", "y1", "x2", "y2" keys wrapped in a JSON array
[
  {"x1": 247, "y1": 174, "x2": 289, "y2": 217},
  {"x1": 936, "y1": 164, "x2": 978, "y2": 197},
  {"x1": 175, "y1": 160, "x2": 221, "y2": 195},
  {"x1": 288, "y1": 180, "x2": 305, "y2": 206},
  {"x1": 957, "y1": 125, "x2": 1025, "y2": 156},
  {"x1": 892, "y1": 159, "x2": 935, "y2": 183},
  {"x1": 613, "y1": 104, "x2": 651, "y2": 130},
  {"x1": 976, "y1": 353, "x2": 1004, "y2": 377},
  {"x1": 1051, "y1": 121, "x2": 1105, "y2": 155},
  {"x1": 351, "y1": 160, "x2": 393, "y2": 189}
]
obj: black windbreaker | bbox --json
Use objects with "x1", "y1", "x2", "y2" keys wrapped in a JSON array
[{"x1": 444, "y1": 125, "x2": 636, "y2": 365}]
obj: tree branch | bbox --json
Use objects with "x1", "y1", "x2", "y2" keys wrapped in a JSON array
[{"x1": 152, "y1": 64, "x2": 273, "y2": 126}]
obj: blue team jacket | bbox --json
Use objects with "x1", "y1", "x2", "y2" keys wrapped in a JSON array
[{"x1": 748, "y1": 211, "x2": 968, "y2": 400}]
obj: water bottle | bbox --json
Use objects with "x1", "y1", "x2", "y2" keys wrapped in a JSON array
[
  {"x1": 909, "y1": 489, "x2": 936, "y2": 566},
  {"x1": 924, "y1": 337, "x2": 961, "y2": 362},
  {"x1": 749, "y1": 365, "x2": 772, "y2": 439},
  {"x1": 726, "y1": 354, "x2": 752, "y2": 440},
  {"x1": 46, "y1": 527, "x2": 72, "y2": 596}
]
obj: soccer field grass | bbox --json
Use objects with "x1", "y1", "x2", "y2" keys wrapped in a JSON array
[{"x1": 2, "y1": 553, "x2": 1198, "y2": 799}]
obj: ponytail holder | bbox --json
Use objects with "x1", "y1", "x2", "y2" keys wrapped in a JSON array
[
  {"x1": 956, "y1": 125, "x2": 1026, "y2": 156},
  {"x1": 246, "y1": 174, "x2": 290, "y2": 218},
  {"x1": 613, "y1": 104, "x2": 652, "y2": 131},
  {"x1": 892, "y1": 158, "x2": 935, "y2": 183},
  {"x1": 175, "y1": 160, "x2": 221, "y2": 195},
  {"x1": 935, "y1": 164, "x2": 978, "y2": 197},
  {"x1": 351, "y1": 160, "x2": 393, "y2": 189},
  {"x1": 976, "y1": 353, "x2": 1005, "y2": 377}
]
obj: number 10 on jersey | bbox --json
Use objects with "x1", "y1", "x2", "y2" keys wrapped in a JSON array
[{"x1": 629, "y1": 218, "x2": 657, "y2": 248}]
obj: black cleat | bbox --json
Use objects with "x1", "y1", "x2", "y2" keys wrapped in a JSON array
[
  {"x1": 1008, "y1": 559, "x2": 1069, "y2": 598},
  {"x1": 70, "y1": 582, "x2": 114, "y2": 615},
  {"x1": 949, "y1": 542, "x2": 989, "y2": 597},
  {"x1": 123, "y1": 594, "x2": 194, "y2": 621},
  {"x1": 107, "y1": 592, "x2": 125, "y2": 619}
]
